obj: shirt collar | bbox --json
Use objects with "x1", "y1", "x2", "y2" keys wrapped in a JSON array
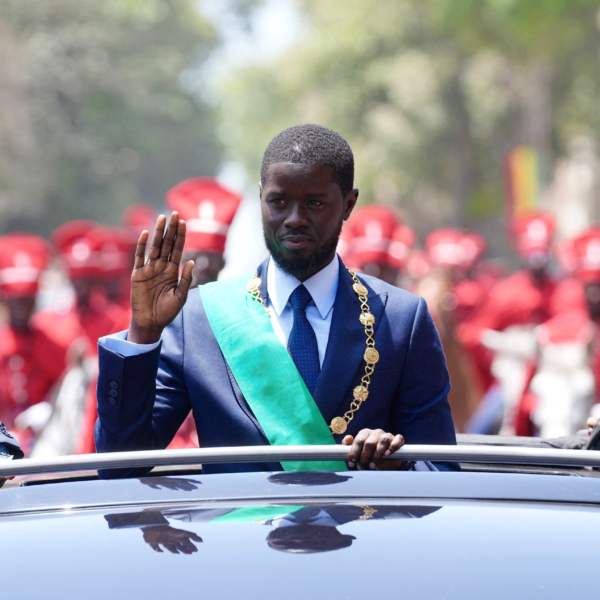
[{"x1": 267, "y1": 254, "x2": 340, "y2": 320}]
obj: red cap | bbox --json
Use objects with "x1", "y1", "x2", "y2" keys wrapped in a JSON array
[
  {"x1": 424, "y1": 228, "x2": 486, "y2": 271},
  {"x1": 166, "y1": 177, "x2": 242, "y2": 254},
  {"x1": 54, "y1": 221, "x2": 131, "y2": 279},
  {"x1": 0, "y1": 233, "x2": 50, "y2": 297},
  {"x1": 122, "y1": 204, "x2": 157, "y2": 239},
  {"x1": 512, "y1": 212, "x2": 555, "y2": 259},
  {"x1": 345, "y1": 205, "x2": 401, "y2": 267},
  {"x1": 571, "y1": 227, "x2": 600, "y2": 284}
]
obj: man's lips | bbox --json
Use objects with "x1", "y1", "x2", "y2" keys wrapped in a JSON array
[{"x1": 280, "y1": 235, "x2": 312, "y2": 250}]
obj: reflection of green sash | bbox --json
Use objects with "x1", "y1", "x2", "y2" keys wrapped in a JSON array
[
  {"x1": 200, "y1": 275, "x2": 346, "y2": 472},
  {"x1": 210, "y1": 506, "x2": 305, "y2": 524}
]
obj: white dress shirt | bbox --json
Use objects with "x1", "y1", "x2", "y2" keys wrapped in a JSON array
[{"x1": 100, "y1": 255, "x2": 340, "y2": 367}]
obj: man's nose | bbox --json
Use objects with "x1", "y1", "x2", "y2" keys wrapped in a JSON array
[{"x1": 283, "y1": 202, "x2": 310, "y2": 229}]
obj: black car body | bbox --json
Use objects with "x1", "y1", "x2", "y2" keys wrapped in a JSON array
[{"x1": 1, "y1": 439, "x2": 599, "y2": 599}]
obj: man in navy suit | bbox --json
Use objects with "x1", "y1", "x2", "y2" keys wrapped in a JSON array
[{"x1": 95, "y1": 124, "x2": 457, "y2": 475}]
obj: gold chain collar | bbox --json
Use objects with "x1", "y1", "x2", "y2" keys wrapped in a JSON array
[{"x1": 246, "y1": 269, "x2": 378, "y2": 435}]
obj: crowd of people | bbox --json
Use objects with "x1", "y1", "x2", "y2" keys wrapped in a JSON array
[
  {"x1": 0, "y1": 177, "x2": 241, "y2": 456},
  {"x1": 1, "y1": 170, "x2": 600, "y2": 457},
  {"x1": 340, "y1": 207, "x2": 600, "y2": 439}
]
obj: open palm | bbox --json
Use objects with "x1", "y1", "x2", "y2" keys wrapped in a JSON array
[{"x1": 129, "y1": 212, "x2": 194, "y2": 344}]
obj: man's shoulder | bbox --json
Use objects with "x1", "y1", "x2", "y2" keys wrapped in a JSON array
[{"x1": 357, "y1": 273, "x2": 423, "y2": 310}]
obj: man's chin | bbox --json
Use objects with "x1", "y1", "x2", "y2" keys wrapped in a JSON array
[{"x1": 270, "y1": 251, "x2": 316, "y2": 280}]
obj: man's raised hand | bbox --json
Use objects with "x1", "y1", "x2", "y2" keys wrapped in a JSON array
[{"x1": 129, "y1": 212, "x2": 194, "y2": 344}]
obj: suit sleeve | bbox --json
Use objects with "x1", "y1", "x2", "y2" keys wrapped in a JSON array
[
  {"x1": 95, "y1": 310, "x2": 192, "y2": 478},
  {"x1": 393, "y1": 297, "x2": 459, "y2": 471}
]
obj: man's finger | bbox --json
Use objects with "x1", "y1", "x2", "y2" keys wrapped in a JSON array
[
  {"x1": 175, "y1": 260, "x2": 195, "y2": 305},
  {"x1": 148, "y1": 215, "x2": 167, "y2": 261},
  {"x1": 159, "y1": 212, "x2": 179, "y2": 261},
  {"x1": 348, "y1": 429, "x2": 370, "y2": 467},
  {"x1": 358, "y1": 431, "x2": 381, "y2": 470},
  {"x1": 341, "y1": 435, "x2": 354, "y2": 446},
  {"x1": 134, "y1": 230, "x2": 149, "y2": 269},
  {"x1": 170, "y1": 218, "x2": 187, "y2": 266},
  {"x1": 150, "y1": 543, "x2": 163, "y2": 553},
  {"x1": 370, "y1": 433, "x2": 393, "y2": 467},
  {"x1": 384, "y1": 434, "x2": 405, "y2": 457}
]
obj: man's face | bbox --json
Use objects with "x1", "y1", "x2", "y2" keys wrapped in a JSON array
[
  {"x1": 5, "y1": 296, "x2": 36, "y2": 331},
  {"x1": 585, "y1": 284, "x2": 600, "y2": 321},
  {"x1": 260, "y1": 163, "x2": 358, "y2": 281}
]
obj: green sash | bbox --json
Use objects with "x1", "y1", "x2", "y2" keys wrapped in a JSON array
[
  {"x1": 209, "y1": 506, "x2": 305, "y2": 524},
  {"x1": 199, "y1": 275, "x2": 346, "y2": 472}
]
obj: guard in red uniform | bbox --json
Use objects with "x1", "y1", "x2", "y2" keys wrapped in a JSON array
[
  {"x1": 569, "y1": 228, "x2": 600, "y2": 405},
  {"x1": 341, "y1": 205, "x2": 415, "y2": 285},
  {"x1": 40, "y1": 224, "x2": 130, "y2": 455},
  {"x1": 457, "y1": 213, "x2": 586, "y2": 392},
  {"x1": 419, "y1": 228, "x2": 488, "y2": 431},
  {"x1": 0, "y1": 233, "x2": 70, "y2": 450},
  {"x1": 166, "y1": 178, "x2": 242, "y2": 286},
  {"x1": 456, "y1": 213, "x2": 587, "y2": 435},
  {"x1": 53, "y1": 222, "x2": 130, "y2": 350}
]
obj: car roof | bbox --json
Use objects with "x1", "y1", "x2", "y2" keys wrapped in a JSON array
[
  {"x1": 2, "y1": 471, "x2": 599, "y2": 600},
  {"x1": 3, "y1": 470, "x2": 600, "y2": 516}
]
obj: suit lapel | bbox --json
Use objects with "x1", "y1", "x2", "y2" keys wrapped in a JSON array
[
  {"x1": 313, "y1": 265, "x2": 388, "y2": 424},
  {"x1": 256, "y1": 258, "x2": 270, "y2": 304}
]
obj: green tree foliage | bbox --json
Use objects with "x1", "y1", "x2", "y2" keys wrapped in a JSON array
[
  {"x1": 0, "y1": 0, "x2": 221, "y2": 235},
  {"x1": 217, "y1": 0, "x2": 600, "y2": 243}
]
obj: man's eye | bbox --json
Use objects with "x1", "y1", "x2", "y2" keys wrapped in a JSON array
[
  {"x1": 307, "y1": 200, "x2": 323, "y2": 207},
  {"x1": 269, "y1": 198, "x2": 285, "y2": 205}
]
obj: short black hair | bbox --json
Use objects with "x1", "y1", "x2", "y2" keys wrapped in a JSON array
[{"x1": 261, "y1": 124, "x2": 354, "y2": 196}]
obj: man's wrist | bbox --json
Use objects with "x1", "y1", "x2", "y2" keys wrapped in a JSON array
[{"x1": 128, "y1": 322, "x2": 163, "y2": 345}]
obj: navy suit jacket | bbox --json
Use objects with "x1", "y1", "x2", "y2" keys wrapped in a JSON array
[{"x1": 95, "y1": 258, "x2": 457, "y2": 476}]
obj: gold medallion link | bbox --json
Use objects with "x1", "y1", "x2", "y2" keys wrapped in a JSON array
[
  {"x1": 353, "y1": 282, "x2": 368, "y2": 297},
  {"x1": 246, "y1": 269, "x2": 379, "y2": 437},
  {"x1": 330, "y1": 416, "x2": 348, "y2": 435},
  {"x1": 364, "y1": 348, "x2": 380, "y2": 365},
  {"x1": 353, "y1": 385, "x2": 369, "y2": 401},
  {"x1": 247, "y1": 277, "x2": 261, "y2": 293},
  {"x1": 359, "y1": 312, "x2": 375, "y2": 327}
]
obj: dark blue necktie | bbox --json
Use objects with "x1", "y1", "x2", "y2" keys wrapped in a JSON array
[{"x1": 287, "y1": 285, "x2": 321, "y2": 394}]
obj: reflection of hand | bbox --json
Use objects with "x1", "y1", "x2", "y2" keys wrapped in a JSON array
[
  {"x1": 588, "y1": 417, "x2": 598, "y2": 434},
  {"x1": 139, "y1": 477, "x2": 201, "y2": 492},
  {"x1": 342, "y1": 429, "x2": 405, "y2": 470},
  {"x1": 141, "y1": 525, "x2": 203, "y2": 555}
]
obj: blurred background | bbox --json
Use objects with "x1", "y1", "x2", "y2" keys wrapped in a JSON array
[{"x1": 3, "y1": 0, "x2": 600, "y2": 456}]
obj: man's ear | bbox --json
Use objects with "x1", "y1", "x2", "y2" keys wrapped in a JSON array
[
  {"x1": 258, "y1": 181, "x2": 263, "y2": 197},
  {"x1": 343, "y1": 189, "x2": 359, "y2": 221}
]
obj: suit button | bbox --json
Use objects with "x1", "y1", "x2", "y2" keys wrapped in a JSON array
[
  {"x1": 109, "y1": 397, "x2": 117, "y2": 405},
  {"x1": 109, "y1": 389, "x2": 118, "y2": 398},
  {"x1": 110, "y1": 381, "x2": 119, "y2": 389}
]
